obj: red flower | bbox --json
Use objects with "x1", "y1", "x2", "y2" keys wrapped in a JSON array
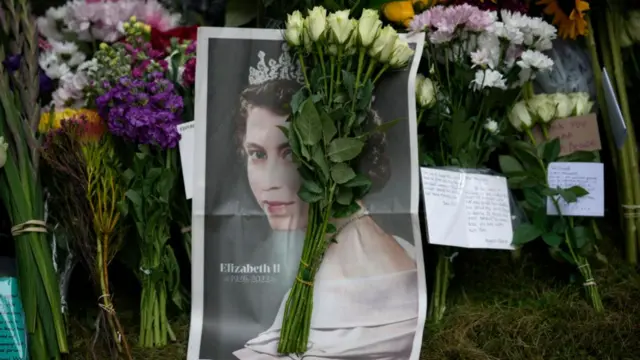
[{"x1": 150, "y1": 25, "x2": 198, "y2": 55}]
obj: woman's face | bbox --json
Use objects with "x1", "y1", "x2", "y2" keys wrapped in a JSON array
[{"x1": 244, "y1": 106, "x2": 308, "y2": 230}]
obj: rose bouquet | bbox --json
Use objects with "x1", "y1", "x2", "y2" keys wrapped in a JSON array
[
  {"x1": 410, "y1": 4, "x2": 557, "y2": 322},
  {"x1": 40, "y1": 109, "x2": 133, "y2": 358},
  {"x1": 88, "y1": 17, "x2": 185, "y2": 348},
  {"x1": 279, "y1": 6, "x2": 415, "y2": 352},
  {"x1": 500, "y1": 91, "x2": 604, "y2": 311}
]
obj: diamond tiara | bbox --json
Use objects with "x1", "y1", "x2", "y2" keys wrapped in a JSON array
[{"x1": 248, "y1": 43, "x2": 304, "y2": 86}]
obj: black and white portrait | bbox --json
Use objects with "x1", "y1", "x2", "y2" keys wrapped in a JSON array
[{"x1": 188, "y1": 28, "x2": 426, "y2": 360}]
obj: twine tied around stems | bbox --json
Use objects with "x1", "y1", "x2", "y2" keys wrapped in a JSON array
[
  {"x1": 583, "y1": 278, "x2": 597, "y2": 287},
  {"x1": 622, "y1": 204, "x2": 640, "y2": 218},
  {"x1": 181, "y1": 226, "x2": 191, "y2": 233},
  {"x1": 295, "y1": 276, "x2": 314, "y2": 286},
  {"x1": 98, "y1": 294, "x2": 115, "y2": 314},
  {"x1": 10, "y1": 220, "x2": 48, "y2": 236},
  {"x1": 139, "y1": 267, "x2": 152, "y2": 275}
]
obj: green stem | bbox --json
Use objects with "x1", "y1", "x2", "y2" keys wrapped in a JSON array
[
  {"x1": 372, "y1": 64, "x2": 390, "y2": 84},
  {"x1": 298, "y1": 53, "x2": 312, "y2": 92},
  {"x1": 329, "y1": 56, "x2": 335, "y2": 106},
  {"x1": 316, "y1": 43, "x2": 329, "y2": 100},
  {"x1": 351, "y1": 48, "x2": 366, "y2": 113}
]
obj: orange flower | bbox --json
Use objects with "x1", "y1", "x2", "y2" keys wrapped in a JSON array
[
  {"x1": 537, "y1": 0, "x2": 590, "y2": 39},
  {"x1": 382, "y1": 0, "x2": 439, "y2": 28}
]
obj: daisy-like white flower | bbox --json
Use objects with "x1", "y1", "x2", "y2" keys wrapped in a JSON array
[
  {"x1": 516, "y1": 49, "x2": 554, "y2": 71},
  {"x1": 484, "y1": 118, "x2": 499, "y2": 134},
  {"x1": 471, "y1": 69, "x2": 507, "y2": 91}
]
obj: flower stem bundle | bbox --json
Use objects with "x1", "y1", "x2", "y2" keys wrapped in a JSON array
[
  {"x1": 278, "y1": 7, "x2": 414, "y2": 353},
  {"x1": 41, "y1": 111, "x2": 133, "y2": 358},
  {"x1": 502, "y1": 93, "x2": 603, "y2": 312},
  {"x1": 0, "y1": 1, "x2": 69, "y2": 358}
]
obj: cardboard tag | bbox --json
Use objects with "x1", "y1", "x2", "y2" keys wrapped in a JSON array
[{"x1": 532, "y1": 113, "x2": 601, "y2": 156}]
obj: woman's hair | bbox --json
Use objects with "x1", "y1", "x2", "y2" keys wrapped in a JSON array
[{"x1": 234, "y1": 79, "x2": 391, "y2": 193}]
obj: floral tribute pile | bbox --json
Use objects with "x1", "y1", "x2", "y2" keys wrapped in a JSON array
[{"x1": 0, "y1": 0, "x2": 196, "y2": 356}]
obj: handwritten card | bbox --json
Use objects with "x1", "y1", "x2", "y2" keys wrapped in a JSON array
[
  {"x1": 0, "y1": 278, "x2": 27, "y2": 358},
  {"x1": 531, "y1": 113, "x2": 602, "y2": 156},
  {"x1": 546, "y1": 162, "x2": 605, "y2": 217},
  {"x1": 178, "y1": 121, "x2": 195, "y2": 200},
  {"x1": 421, "y1": 168, "x2": 514, "y2": 250},
  {"x1": 603, "y1": 68, "x2": 627, "y2": 148}
]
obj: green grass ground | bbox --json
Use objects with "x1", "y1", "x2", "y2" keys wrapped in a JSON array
[{"x1": 66, "y1": 249, "x2": 640, "y2": 360}]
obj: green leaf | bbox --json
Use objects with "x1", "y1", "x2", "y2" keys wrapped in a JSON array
[
  {"x1": 542, "y1": 233, "x2": 563, "y2": 247},
  {"x1": 225, "y1": 0, "x2": 259, "y2": 27},
  {"x1": 345, "y1": 174, "x2": 372, "y2": 188},
  {"x1": 523, "y1": 188, "x2": 545, "y2": 208},
  {"x1": 298, "y1": 189, "x2": 323, "y2": 203},
  {"x1": 336, "y1": 186, "x2": 353, "y2": 205},
  {"x1": 321, "y1": 110, "x2": 337, "y2": 144},
  {"x1": 450, "y1": 109, "x2": 471, "y2": 152},
  {"x1": 567, "y1": 185, "x2": 589, "y2": 198},
  {"x1": 559, "y1": 150, "x2": 597, "y2": 162},
  {"x1": 327, "y1": 138, "x2": 365, "y2": 162},
  {"x1": 125, "y1": 189, "x2": 142, "y2": 207},
  {"x1": 302, "y1": 180, "x2": 323, "y2": 194},
  {"x1": 512, "y1": 223, "x2": 543, "y2": 245},
  {"x1": 326, "y1": 223, "x2": 337, "y2": 234},
  {"x1": 277, "y1": 125, "x2": 290, "y2": 139},
  {"x1": 342, "y1": 70, "x2": 356, "y2": 99},
  {"x1": 543, "y1": 138, "x2": 561, "y2": 163},
  {"x1": 291, "y1": 89, "x2": 306, "y2": 114},
  {"x1": 296, "y1": 99, "x2": 323, "y2": 145},
  {"x1": 332, "y1": 201, "x2": 361, "y2": 218},
  {"x1": 374, "y1": 118, "x2": 401, "y2": 134},
  {"x1": 312, "y1": 147, "x2": 330, "y2": 181},
  {"x1": 571, "y1": 226, "x2": 591, "y2": 249},
  {"x1": 357, "y1": 80, "x2": 374, "y2": 109},
  {"x1": 499, "y1": 155, "x2": 524, "y2": 174},
  {"x1": 558, "y1": 189, "x2": 578, "y2": 203},
  {"x1": 331, "y1": 163, "x2": 356, "y2": 184}
]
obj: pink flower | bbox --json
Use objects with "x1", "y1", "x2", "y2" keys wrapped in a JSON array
[
  {"x1": 182, "y1": 57, "x2": 196, "y2": 87},
  {"x1": 134, "y1": 0, "x2": 181, "y2": 31}
]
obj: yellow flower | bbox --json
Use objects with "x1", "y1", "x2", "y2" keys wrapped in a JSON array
[
  {"x1": 39, "y1": 108, "x2": 78, "y2": 133},
  {"x1": 382, "y1": 0, "x2": 438, "y2": 28},
  {"x1": 537, "y1": 0, "x2": 590, "y2": 40}
]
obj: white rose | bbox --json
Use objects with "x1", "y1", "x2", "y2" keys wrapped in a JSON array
[
  {"x1": 416, "y1": 74, "x2": 436, "y2": 109},
  {"x1": 569, "y1": 92, "x2": 594, "y2": 116},
  {"x1": 327, "y1": 10, "x2": 353, "y2": 45},
  {"x1": 549, "y1": 93, "x2": 573, "y2": 119},
  {"x1": 0, "y1": 136, "x2": 8, "y2": 169},
  {"x1": 358, "y1": 9, "x2": 383, "y2": 47},
  {"x1": 389, "y1": 39, "x2": 414, "y2": 68},
  {"x1": 508, "y1": 101, "x2": 534, "y2": 131},
  {"x1": 369, "y1": 25, "x2": 398, "y2": 63},
  {"x1": 307, "y1": 6, "x2": 327, "y2": 42},
  {"x1": 484, "y1": 119, "x2": 499, "y2": 134},
  {"x1": 284, "y1": 10, "x2": 305, "y2": 47},
  {"x1": 527, "y1": 94, "x2": 556, "y2": 123}
]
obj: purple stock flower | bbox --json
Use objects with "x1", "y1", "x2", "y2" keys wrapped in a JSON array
[
  {"x1": 2, "y1": 53, "x2": 54, "y2": 95},
  {"x1": 2, "y1": 54, "x2": 21, "y2": 72},
  {"x1": 96, "y1": 73, "x2": 184, "y2": 149}
]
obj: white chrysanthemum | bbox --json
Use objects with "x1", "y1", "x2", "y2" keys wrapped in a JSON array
[
  {"x1": 471, "y1": 69, "x2": 507, "y2": 91},
  {"x1": 517, "y1": 50, "x2": 554, "y2": 71}
]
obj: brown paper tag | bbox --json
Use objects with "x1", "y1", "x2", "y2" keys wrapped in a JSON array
[{"x1": 531, "y1": 113, "x2": 601, "y2": 156}]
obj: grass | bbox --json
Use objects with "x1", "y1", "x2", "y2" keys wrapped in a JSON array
[{"x1": 64, "y1": 245, "x2": 640, "y2": 360}]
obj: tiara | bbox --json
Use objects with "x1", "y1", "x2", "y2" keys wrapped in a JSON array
[{"x1": 248, "y1": 43, "x2": 304, "y2": 86}]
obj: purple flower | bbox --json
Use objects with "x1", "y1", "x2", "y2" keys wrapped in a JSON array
[
  {"x1": 2, "y1": 54, "x2": 21, "y2": 72},
  {"x1": 96, "y1": 73, "x2": 183, "y2": 149}
]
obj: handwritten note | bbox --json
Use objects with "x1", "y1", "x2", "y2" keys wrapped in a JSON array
[
  {"x1": 546, "y1": 162, "x2": 605, "y2": 217},
  {"x1": 421, "y1": 168, "x2": 514, "y2": 250},
  {"x1": 178, "y1": 121, "x2": 195, "y2": 200},
  {"x1": 0, "y1": 278, "x2": 27, "y2": 359},
  {"x1": 603, "y1": 68, "x2": 627, "y2": 148},
  {"x1": 531, "y1": 113, "x2": 601, "y2": 156}
]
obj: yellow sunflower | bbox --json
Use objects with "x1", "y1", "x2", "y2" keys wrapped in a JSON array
[{"x1": 537, "y1": 0, "x2": 590, "y2": 40}]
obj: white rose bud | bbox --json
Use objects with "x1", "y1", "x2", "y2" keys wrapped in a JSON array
[
  {"x1": 527, "y1": 94, "x2": 556, "y2": 123},
  {"x1": 369, "y1": 25, "x2": 398, "y2": 63},
  {"x1": 569, "y1": 92, "x2": 594, "y2": 116},
  {"x1": 416, "y1": 74, "x2": 436, "y2": 109},
  {"x1": 307, "y1": 6, "x2": 327, "y2": 42},
  {"x1": 0, "y1": 136, "x2": 8, "y2": 169},
  {"x1": 549, "y1": 92, "x2": 573, "y2": 119},
  {"x1": 389, "y1": 39, "x2": 414, "y2": 68},
  {"x1": 284, "y1": 10, "x2": 305, "y2": 47},
  {"x1": 358, "y1": 9, "x2": 383, "y2": 47},
  {"x1": 508, "y1": 101, "x2": 534, "y2": 131},
  {"x1": 484, "y1": 119, "x2": 499, "y2": 134},
  {"x1": 327, "y1": 10, "x2": 354, "y2": 45},
  {"x1": 344, "y1": 26, "x2": 358, "y2": 56}
]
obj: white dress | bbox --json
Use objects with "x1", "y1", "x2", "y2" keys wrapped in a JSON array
[{"x1": 233, "y1": 237, "x2": 419, "y2": 360}]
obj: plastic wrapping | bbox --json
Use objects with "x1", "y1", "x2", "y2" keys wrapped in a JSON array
[
  {"x1": 535, "y1": 39, "x2": 596, "y2": 102},
  {"x1": 0, "y1": 257, "x2": 28, "y2": 359}
]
